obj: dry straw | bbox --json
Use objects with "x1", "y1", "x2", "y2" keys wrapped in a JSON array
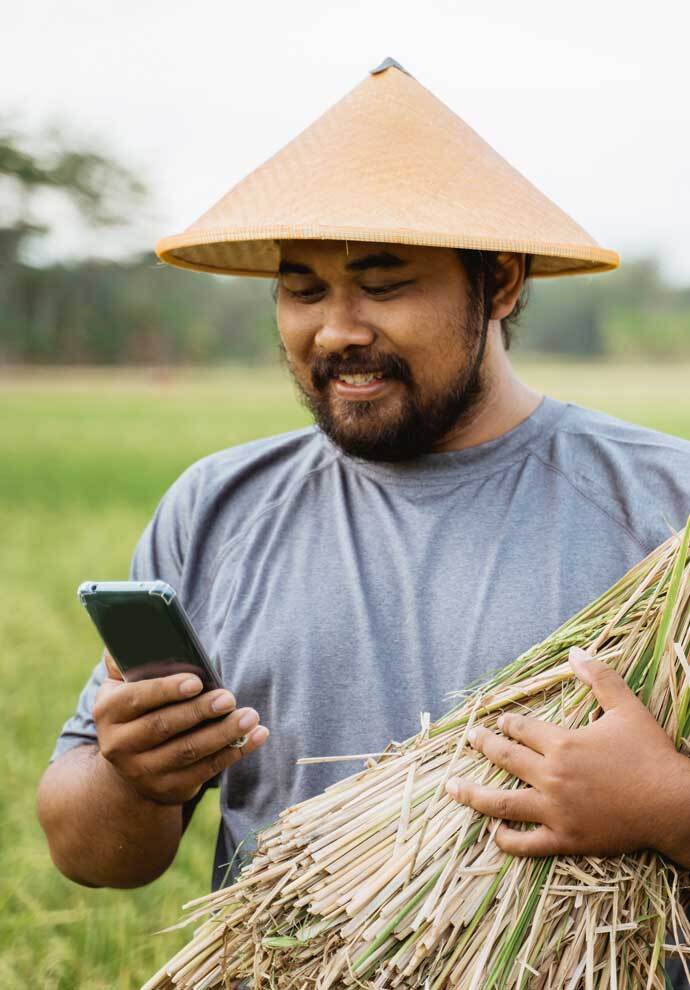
[{"x1": 143, "y1": 519, "x2": 690, "y2": 990}]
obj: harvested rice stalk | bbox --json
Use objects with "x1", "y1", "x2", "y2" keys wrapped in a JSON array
[{"x1": 142, "y1": 519, "x2": 690, "y2": 990}]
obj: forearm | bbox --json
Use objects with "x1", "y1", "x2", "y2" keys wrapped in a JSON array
[{"x1": 37, "y1": 744, "x2": 183, "y2": 888}]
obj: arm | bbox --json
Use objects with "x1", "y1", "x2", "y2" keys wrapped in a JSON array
[
  {"x1": 37, "y1": 744, "x2": 184, "y2": 888},
  {"x1": 38, "y1": 660, "x2": 269, "y2": 888}
]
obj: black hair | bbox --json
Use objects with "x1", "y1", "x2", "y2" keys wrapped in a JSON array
[{"x1": 456, "y1": 250, "x2": 532, "y2": 350}]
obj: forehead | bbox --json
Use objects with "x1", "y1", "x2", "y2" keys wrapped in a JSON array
[{"x1": 277, "y1": 239, "x2": 452, "y2": 273}]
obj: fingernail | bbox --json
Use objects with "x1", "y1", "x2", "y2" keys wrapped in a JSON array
[
  {"x1": 569, "y1": 646, "x2": 591, "y2": 663},
  {"x1": 180, "y1": 676, "x2": 203, "y2": 696},
  {"x1": 251, "y1": 726, "x2": 270, "y2": 744},
  {"x1": 467, "y1": 728, "x2": 478, "y2": 746},
  {"x1": 211, "y1": 692, "x2": 235, "y2": 713},
  {"x1": 496, "y1": 716, "x2": 504, "y2": 731},
  {"x1": 239, "y1": 709, "x2": 259, "y2": 731}
]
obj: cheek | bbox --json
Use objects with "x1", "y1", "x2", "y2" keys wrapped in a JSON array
[
  {"x1": 277, "y1": 307, "x2": 313, "y2": 366},
  {"x1": 391, "y1": 305, "x2": 468, "y2": 384}
]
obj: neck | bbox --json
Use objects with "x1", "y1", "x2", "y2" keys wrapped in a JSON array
[{"x1": 431, "y1": 322, "x2": 543, "y2": 453}]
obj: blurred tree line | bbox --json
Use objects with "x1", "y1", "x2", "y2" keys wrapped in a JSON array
[{"x1": 2, "y1": 122, "x2": 689, "y2": 364}]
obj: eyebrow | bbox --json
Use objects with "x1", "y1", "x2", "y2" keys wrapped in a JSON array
[{"x1": 278, "y1": 251, "x2": 410, "y2": 276}]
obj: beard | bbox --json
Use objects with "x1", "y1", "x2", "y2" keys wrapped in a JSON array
[{"x1": 281, "y1": 310, "x2": 490, "y2": 463}]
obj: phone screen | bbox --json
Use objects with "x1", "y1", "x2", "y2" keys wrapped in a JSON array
[{"x1": 78, "y1": 582, "x2": 221, "y2": 689}]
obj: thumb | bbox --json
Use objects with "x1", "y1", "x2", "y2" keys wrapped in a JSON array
[
  {"x1": 103, "y1": 649, "x2": 124, "y2": 682},
  {"x1": 568, "y1": 646, "x2": 635, "y2": 712}
]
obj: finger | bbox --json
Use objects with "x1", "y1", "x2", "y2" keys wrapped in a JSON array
[
  {"x1": 497, "y1": 712, "x2": 568, "y2": 756},
  {"x1": 493, "y1": 822, "x2": 560, "y2": 857},
  {"x1": 446, "y1": 779, "x2": 545, "y2": 824},
  {"x1": 103, "y1": 650, "x2": 123, "y2": 681},
  {"x1": 154, "y1": 724, "x2": 270, "y2": 801},
  {"x1": 569, "y1": 647, "x2": 641, "y2": 713},
  {"x1": 467, "y1": 726, "x2": 543, "y2": 786},
  {"x1": 120, "y1": 688, "x2": 237, "y2": 751},
  {"x1": 140, "y1": 707, "x2": 262, "y2": 774},
  {"x1": 97, "y1": 673, "x2": 205, "y2": 724}
]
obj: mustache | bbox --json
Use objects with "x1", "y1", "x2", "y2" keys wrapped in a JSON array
[{"x1": 311, "y1": 351, "x2": 413, "y2": 391}]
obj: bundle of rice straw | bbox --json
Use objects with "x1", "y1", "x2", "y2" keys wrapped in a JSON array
[{"x1": 143, "y1": 519, "x2": 690, "y2": 990}]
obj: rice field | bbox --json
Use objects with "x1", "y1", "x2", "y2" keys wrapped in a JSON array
[{"x1": 3, "y1": 360, "x2": 690, "y2": 990}]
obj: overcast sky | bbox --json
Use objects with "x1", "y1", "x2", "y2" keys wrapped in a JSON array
[{"x1": 4, "y1": 0, "x2": 690, "y2": 281}]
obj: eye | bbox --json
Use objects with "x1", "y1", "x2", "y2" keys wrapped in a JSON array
[
  {"x1": 283, "y1": 280, "x2": 413, "y2": 302},
  {"x1": 284, "y1": 286, "x2": 325, "y2": 302},
  {"x1": 290, "y1": 289, "x2": 319, "y2": 299},
  {"x1": 363, "y1": 281, "x2": 411, "y2": 296}
]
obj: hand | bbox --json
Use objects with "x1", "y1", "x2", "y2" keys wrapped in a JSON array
[
  {"x1": 93, "y1": 652, "x2": 269, "y2": 805},
  {"x1": 446, "y1": 646, "x2": 685, "y2": 859}
]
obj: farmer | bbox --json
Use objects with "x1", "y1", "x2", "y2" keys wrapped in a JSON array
[{"x1": 38, "y1": 59, "x2": 690, "y2": 981}]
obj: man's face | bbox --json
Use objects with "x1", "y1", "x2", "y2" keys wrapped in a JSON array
[{"x1": 276, "y1": 240, "x2": 491, "y2": 461}]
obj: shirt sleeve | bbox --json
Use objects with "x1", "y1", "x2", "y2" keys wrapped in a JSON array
[{"x1": 49, "y1": 462, "x2": 220, "y2": 810}]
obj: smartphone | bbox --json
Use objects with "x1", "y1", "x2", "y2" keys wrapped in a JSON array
[{"x1": 77, "y1": 580, "x2": 222, "y2": 690}]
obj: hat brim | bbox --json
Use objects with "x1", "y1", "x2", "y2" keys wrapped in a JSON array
[{"x1": 156, "y1": 227, "x2": 619, "y2": 280}]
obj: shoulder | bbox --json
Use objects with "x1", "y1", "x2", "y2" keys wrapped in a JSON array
[
  {"x1": 130, "y1": 425, "x2": 336, "y2": 594},
  {"x1": 154, "y1": 425, "x2": 336, "y2": 536},
  {"x1": 535, "y1": 400, "x2": 690, "y2": 551},
  {"x1": 176, "y1": 424, "x2": 333, "y2": 501}
]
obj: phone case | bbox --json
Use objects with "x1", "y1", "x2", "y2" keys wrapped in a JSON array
[{"x1": 77, "y1": 580, "x2": 222, "y2": 690}]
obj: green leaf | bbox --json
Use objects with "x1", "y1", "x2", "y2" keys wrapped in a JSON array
[{"x1": 643, "y1": 516, "x2": 690, "y2": 704}]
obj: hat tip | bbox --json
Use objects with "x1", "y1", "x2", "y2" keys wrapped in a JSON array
[{"x1": 370, "y1": 57, "x2": 412, "y2": 77}]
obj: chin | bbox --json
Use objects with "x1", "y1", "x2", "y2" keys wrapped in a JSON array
[{"x1": 319, "y1": 420, "x2": 430, "y2": 462}]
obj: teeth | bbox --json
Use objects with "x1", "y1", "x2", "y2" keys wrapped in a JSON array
[{"x1": 338, "y1": 373, "x2": 384, "y2": 385}]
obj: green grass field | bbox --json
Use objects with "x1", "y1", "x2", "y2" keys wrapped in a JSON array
[{"x1": 3, "y1": 361, "x2": 690, "y2": 990}]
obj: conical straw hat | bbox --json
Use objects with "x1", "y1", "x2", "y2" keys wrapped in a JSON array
[{"x1": 156, "y1": 58, "x2": 619, "y2": 279}]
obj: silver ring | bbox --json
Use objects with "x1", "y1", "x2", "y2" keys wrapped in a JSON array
[{"x1": 230, "y1": 734, "x2": 248, "y2": 750}]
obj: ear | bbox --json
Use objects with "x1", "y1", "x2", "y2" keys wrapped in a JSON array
[{"x1": 490, "y1": 253, "x2": 527, "y2": 322}]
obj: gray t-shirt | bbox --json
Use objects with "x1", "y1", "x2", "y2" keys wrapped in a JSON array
[{"x1": 52, "y1": 396, "x2": 690, "y2": 891}]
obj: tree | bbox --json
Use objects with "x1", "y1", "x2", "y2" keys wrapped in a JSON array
[{"x1": 0, "y1": 119, "x2": 146, "y2": 265}]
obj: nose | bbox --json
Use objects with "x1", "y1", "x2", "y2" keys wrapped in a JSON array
[{"x1": 313, "y1": 297, "x2": 376, "y2": 354}]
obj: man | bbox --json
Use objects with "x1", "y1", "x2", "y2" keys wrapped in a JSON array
[{"x1": 38, "y1": 58, "x2": 690, "y2": 981}]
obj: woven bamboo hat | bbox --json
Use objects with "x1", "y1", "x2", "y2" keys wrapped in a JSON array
[{"x1": 156, "y1": 58, "x2": 619, "y2": 279}]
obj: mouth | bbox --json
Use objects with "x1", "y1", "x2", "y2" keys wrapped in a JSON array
[
  {"x1": 330, "y1": 371, "x2": 394, "y2": 401},
  {"x1": 335, "y1": 371, "x2": 386, "y2": 386}
]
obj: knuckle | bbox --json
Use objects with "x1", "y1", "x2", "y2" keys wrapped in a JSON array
[
  {"x1": 92, "y1": 693, "x2": 111, "y2": 724},
  {"x1": 150, "y1": 710, "x2": 170, "y2": 740},
  {"x1": 495, "y1": 796, "x2": 511, "y2": 819},
  {"x1": 496, "y1": 741, "x2": 515, "y2": 765},
  {"x1": 132, "y1": 756, "x2": 156, "y2": 780},
  {"x1": 544, "y1": 768, "x2": 564, "y2": 793},
  {"x1": 178, "y1": 735, "x2": 200, "y2": 765},
  {"x1": 190, "y1": 700, "x2": 207, "y2": 724},
  {"x1": 98, "y1": 734, "x2": 121, "y2": 763},
  {"x1": 551, "y1": 735, "x2": 572, "y2": 762},
  {"x1": 125, "y1": 690, "x2": 143, "y2": 718},
  {"x1": 595, "y1": 665, "x2": 618, "y2": 686}
]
